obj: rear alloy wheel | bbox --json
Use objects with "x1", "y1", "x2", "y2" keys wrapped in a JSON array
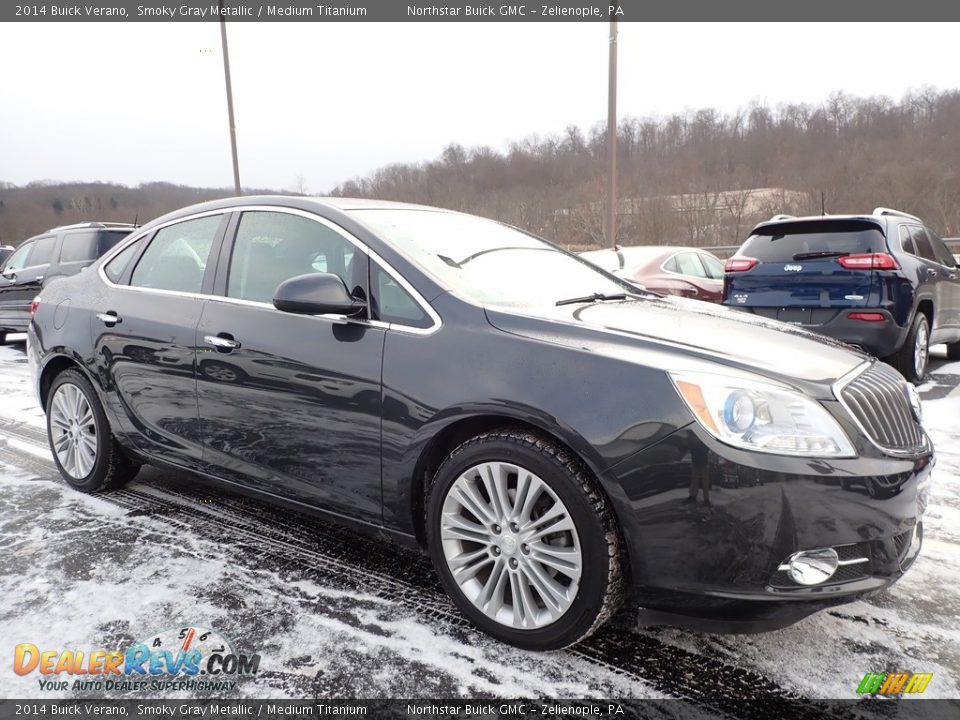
[
  {"x1": 46, "y1": 369, "x2": 140, "y2": 493},
  {"x1": 427, "y1": 428, "x2": 623, "y2": 650},
  {"x1": 890, "y1": 313, "x2": 930, "y2": 384}
]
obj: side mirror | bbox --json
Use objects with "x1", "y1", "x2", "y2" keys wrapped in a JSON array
[
  {"x1": 273, "y1": 272, "x2": 366, "y2": 317},
  {"x1": 1, "y1": 269, "x2": 15, "y2": 280}
]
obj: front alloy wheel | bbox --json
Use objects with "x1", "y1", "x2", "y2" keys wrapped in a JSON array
[
  {"x1": 427, "y1": 428, "x2": 623, "y2": 650},
  {"x1": 440, "y1": 462, "x2": 583, "y2": 630}
]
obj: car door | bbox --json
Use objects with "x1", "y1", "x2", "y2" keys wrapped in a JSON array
[
  {"x1": 196, "y1": 208, "x2": 385, "y2": 521},
  {"x1": 906, "y1": 225, "x2": 953, "y2": 343},
  {"x1": 0, "y1": 236, "x2": 56, "y2": 331},
  {"x1": 925, "y1": 228, "x2": 960, "y2": 340},
  {"x1": 92, "y1": 213, "x2": 227, "y2": 467}
]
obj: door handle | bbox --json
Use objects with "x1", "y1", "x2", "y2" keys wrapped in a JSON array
[
  {"x1": 926, "y1": 268, "x2": 938, "y2": 276},
  {"x1": 35, "y1": 275, "x2": 44, "y2": 282},
  {"x1": 96, "y1": 311, "x2": 121, "y2": 325},
  {"x1": 204, "y1": 335, "x2": 241, "y2": 350}
]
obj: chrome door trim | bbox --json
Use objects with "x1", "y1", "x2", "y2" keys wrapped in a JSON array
[{"x1": 96, "y1": 204, "x2": 441, "y2": 336}]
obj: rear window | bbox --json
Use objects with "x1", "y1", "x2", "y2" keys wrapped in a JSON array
[
  {"x1": 59, "y1": 231, "x2": 99, "y2": 263},
  {"x1": 740, "y1": 221, "x2": 887, "y2": 262},
  {"x1": 97, "y1": 230, "x2": 133, "y2": 257}
]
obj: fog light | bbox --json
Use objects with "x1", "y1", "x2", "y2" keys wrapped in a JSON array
[{"x1": 782, "y1": 548, "x2": 839, "y2": 585}]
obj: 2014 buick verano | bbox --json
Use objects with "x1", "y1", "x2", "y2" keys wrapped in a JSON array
[{"x1": 28, "y1": 197, "x2": 933, "y2": 649}]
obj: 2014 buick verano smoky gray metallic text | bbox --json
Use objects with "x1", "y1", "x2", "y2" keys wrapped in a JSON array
[{"x1": 28, "y1": 197, "x2": 933, "y2": 649}]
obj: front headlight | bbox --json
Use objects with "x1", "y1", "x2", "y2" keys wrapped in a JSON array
[{"x1": 670, "y1": 372, "x2": 856, "y2": 458}]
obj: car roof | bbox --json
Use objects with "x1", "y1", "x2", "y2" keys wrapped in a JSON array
[{"x1": 129, "y1": 195, "x2": 455, "y2": 236}]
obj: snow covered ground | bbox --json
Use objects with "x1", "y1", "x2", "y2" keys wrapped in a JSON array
[{"x1": 0, "y1": 333, "x2": 958, "y2": 704}]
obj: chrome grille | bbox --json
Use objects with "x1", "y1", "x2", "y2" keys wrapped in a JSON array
[{"x1": 838, "y1": 363, "x2": 925, "y2": 452}]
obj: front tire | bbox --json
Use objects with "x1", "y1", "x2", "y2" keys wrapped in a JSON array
[
  {"x1": 426, "y1": 428, "x2": 623, "y2": 650},
  {"x1": 46, "y1": 369, "x2": 140, "y2": 492},
  {"x1": 889, "y1": 312, "x2": 930, "y2": 384}
]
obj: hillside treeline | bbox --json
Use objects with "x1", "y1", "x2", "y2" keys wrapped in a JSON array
[
  {"x1": 0, "y1": 182, "x2": 271, "y2": 247},
  {"x1": 332, "y1": 87, "x2": 960, "y2": 248},
  {"x1": 4, "y1": 88, "x2": 960, "y2": 250}
]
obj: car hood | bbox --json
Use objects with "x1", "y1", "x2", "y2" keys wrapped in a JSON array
[{"x1": 484, "y1": 296, "x2": 869, "y2": 396}]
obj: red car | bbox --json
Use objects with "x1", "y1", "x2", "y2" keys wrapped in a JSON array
[{"x1": 580, "y1": 245, "x2": 725, "y2": 302}]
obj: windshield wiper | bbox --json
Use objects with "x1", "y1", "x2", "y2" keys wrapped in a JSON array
[
  {"x1": 556, "y1": 292, "x2": 628, "y2": 307},
  {"x1": 792, "y1": 250, "x2": 851, "y2": 260}
]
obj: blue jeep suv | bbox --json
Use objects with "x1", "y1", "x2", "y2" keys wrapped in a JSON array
[{"x1": 723, "y1": 208, "x2": 960, "y2": 383}]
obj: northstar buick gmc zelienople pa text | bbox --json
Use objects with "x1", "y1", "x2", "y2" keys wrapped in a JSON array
[{"x1": 27, "y1": 196, "x2": 932, "y2": 649}]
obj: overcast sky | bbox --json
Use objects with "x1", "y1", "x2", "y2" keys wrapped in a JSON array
[{"x1": 1, "y1": 22, "x2": 958, "y2": 193}]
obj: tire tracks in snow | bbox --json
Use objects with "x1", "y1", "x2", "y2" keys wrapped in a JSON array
[{"x1": 0, "y1": 415, "x2": 850, "y2": 716}]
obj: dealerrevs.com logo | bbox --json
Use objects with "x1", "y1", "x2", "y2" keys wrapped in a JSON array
[{"x1": 14, "y1": 626, "x2": 260, "y2": 693}]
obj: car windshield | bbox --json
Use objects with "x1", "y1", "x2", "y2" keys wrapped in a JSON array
[{"x1": 353, "y1": 209, "x2": 630, "y2": 308}]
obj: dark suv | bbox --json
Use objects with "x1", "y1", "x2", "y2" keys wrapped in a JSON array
[
  {"x1": 0, "y1": 222, "x2": 134, "y2": 343},
  {"x1": 723, "y1": 208, "x2": 960, "y2": 383}
]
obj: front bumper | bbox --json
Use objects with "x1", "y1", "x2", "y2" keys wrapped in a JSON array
[{"x1": 605, "y1": 424, "x2": 932, "y2": 633}]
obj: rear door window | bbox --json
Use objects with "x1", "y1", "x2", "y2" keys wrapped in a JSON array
[
  {"x1": 740, "y1": 220, "x2": 887, "y2": 262},
  {"x1": 699, "y1": 253, "x2": 724, "y2": 279},
  {"x1": 910, "y1": 226, "x2": 938, "y2": 263},
  {"x1": 27, "y1": 236, "x2": 57, "y2": 266},
  {"x1": 59, "y1": 231, "x2": 99, "y2": 263},
  {"x1": 899, "y1": 226, "x2": 916, "y2": 254},
  {"x1": 926, "y1": 228, "x2": 957, "y2": 267},
  {"x1": 97, "y1": 230, "x2": 133, "y2": 257},
  {"x1": 131, "y1": 215, "x2": 222, "y2": 293},
  {"x1": 675, "y1": 252, "x2": 707, "y2": 278}
]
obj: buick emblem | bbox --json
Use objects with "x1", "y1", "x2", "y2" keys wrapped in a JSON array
[{"x1": 905, "y1": 384, "x2": 923, "y2": 423}]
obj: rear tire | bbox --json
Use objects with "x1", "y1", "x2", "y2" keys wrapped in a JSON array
[
  {"x1": 889, "y1": 313, "x2": 930, "y2": 384},
  {"x1": 426, "y1": 428, "x2": 623, "y2": 650},
  {"x1": 948, "y1": 341, "x2": 960, "y2": 361},
  {"x1": 46, "y1": 369, "x2": 140, "y2": 493},
  {"x1": 0, "y1": 332, "x2": 6, "y2": 345}
]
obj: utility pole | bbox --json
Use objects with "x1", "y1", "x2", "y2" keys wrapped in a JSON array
[
  {"x1": 219, "y1": 0, "x2": 242, "y2": 195},
  {"x1": 606, "y1": 20, "x2": 618, "y2": 248}
]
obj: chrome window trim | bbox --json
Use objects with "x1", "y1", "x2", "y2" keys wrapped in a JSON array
[
  {"x1": 97, "y1": 204, "x2": 441, "y2": 336},
  {"x1": 832, "y1": 360, "x2": 931, "y2": 458}
]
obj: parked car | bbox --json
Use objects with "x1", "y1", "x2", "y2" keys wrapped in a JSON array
[
  {"x1": 723, "y1": 208, "x2": 960, "y2": 383},
  {"x1": 0, "y1": 245, "x2": 14, "y2": 268},
  {"x1": 29, "y1": 197, "x2": 931, "y2": 649},
  {"x1": 0, "y1": 222, "x2": 135, "y2": 343},
  {"x1": 580, "y1": 245, "x2": 724, "y2": 302}
]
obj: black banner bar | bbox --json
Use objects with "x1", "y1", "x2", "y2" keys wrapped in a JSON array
[
  {"x1": 5, "y1": 0, "x2": 960, "y2": 22},
  {"x1": 1, "y1": 699, "x2": 959, "y2": 720}
]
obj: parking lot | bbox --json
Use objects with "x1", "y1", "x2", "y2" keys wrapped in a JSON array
[{"x1": 1, "y1": 333, "x2": 958, "y2": 706}]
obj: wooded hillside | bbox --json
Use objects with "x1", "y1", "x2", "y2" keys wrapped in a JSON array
[
  {"x1": 332, "y1": 87, "x2": 960, "y2": 248},
  {"x1": 4, "y1": 88, "x2": 960, "y2": 250}
]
